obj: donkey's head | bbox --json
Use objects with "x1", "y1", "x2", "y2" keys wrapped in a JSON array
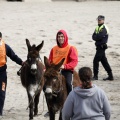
[
  {"x1": 44, "y1": 56, "x2": 65, "y2": 99},
  {"x1": 26, "y1": 39, "x2": 44, "y2": 75}
]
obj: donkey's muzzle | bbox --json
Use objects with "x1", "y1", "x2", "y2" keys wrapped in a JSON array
[
  {"x1": 45, "y1": 87, "x2": 53, "y2": 99},
  {"x1": 30, "y1": 64, "x2": 37, "y2": 74},
  {"x1": 45, "y1": 93, "x2": 52, "y2": 99},
  {"x1": 31, "y1": 69, "x2": 37, "y2": 75}
]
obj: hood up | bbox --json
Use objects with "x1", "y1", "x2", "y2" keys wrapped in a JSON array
[{"x1": 56, "y1": 30, "x2": 68, "y2": 48}]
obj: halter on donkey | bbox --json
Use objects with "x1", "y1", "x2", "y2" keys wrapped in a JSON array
[{"x1": 19, "y1": 39, "x2": 44, "y2": 120}]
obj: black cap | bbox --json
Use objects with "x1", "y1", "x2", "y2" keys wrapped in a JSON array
[{"x1": 97, "y1": 15, "x2": 105, "y2": 20}]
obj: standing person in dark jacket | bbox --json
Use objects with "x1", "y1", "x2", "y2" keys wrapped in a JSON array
[
  {"x1": 92, "y1": 15, "x2": 114, "y2": 81},
  {"x1": 0, "y1": 32, "x2": 23, "y2": 116}
]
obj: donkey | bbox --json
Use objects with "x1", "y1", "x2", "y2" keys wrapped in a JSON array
[
  {"x1": 20, "y1": 39, "x2": 44, "y2": 120},
  {"x1": 43, "y1": 56, "x2": 80, "y2": 120}
]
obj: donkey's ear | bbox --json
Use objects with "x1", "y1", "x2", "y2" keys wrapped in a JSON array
[
  {"x1": 55, "y1": 58, "x2": 65, "y2": 71},
  {"x1": 44, "y1": 56, "x2": 51, "y2": 69},
  {"x1": 26, "y1": 39, "x2": 31, "y2": 51},
  {"x1": 36, "y1": 41, "x2": 44, "y2": 51}
]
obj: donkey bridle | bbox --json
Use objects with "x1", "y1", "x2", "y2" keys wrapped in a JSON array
[{"x1": 52, "y1": 71, "x2": 63, "y2": 97}]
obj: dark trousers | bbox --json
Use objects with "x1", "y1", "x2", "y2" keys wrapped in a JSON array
[
  {"x1": 0, "y1": 71, "x2": 7, "y2": 115},
  {"x1": 61, "y1": 70, "x2": 73, "y2": 95},
  {"x1": 93, "y1": 47, "x2": 112, "y2": 76}
]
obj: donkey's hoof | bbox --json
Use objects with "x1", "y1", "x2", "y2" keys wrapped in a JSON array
[
  {"x1": 44, "y1": 112, "x2": 49, "y2": 117},
  {"x1": 34, "y1": 113, "x2": 37, "y2": 117},
  {"x1": 29, "y1": 117, "x2": 33, "y2": 120},
  {"x1": 34, "y1": 109, "x2": 38, "y2": 116}
]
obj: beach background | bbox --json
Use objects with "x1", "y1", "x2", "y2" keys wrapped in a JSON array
[{"x1": 0, "y1": 0, "x2": 120, "y2": 120}]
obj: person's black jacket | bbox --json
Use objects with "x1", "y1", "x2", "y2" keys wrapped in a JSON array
[
  {"x1": 92, "y1": 24, "x2": 108, "y2": 46},
  {"x1": 0, "y1": 44, "x2": 23, "y2": 72}
]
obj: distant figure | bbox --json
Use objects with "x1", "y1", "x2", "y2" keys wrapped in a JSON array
[
  {"x1": 92, "y1": 15, "x2": 114, "y2": 80},
  {"x1": 62, "y1": 67, "x2": 111, "y2": 120},
  {"x1": 0, "y1": 32, "x2": 23, "y2": 116}
]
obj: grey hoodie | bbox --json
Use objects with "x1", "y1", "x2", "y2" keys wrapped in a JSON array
[{"x1": 62, "y1": 84, "x2": 111, "y2": 120}]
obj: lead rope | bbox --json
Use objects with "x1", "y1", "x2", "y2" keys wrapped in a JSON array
[
  {"x1": 17, "y1": 60, "x2": 28, "y2": 76},
  {"x1": 71, "y1": 73, "x2": 73, "y2": 91},
  {"x1": 37, "y1": 93, "x2": 45, "y2": 115},
  {"x1": 38, "y1": 55, "x2": 45, "y2": 115}
]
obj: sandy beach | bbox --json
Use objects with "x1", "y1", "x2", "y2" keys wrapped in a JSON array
[{"x1": 0, "y1": 1, "x2": 120, "y2": 120}]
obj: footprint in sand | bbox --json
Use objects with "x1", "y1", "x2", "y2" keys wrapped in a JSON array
[
  {"x1": 76, "y1": 42, "x2": 82, "y2": 45},
  {"x1": 42, "y1": 35, "x2": 47, "y2": 37},
  {"x1": 109, "y1": 52, "x2": 120, "y2": 58}
]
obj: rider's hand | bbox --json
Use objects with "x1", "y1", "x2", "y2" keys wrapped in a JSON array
[
  {"x1": 22, "y1": 61, "x2": 26, "y2": 66},
  {"x1": 60, "y1": 65, "x2": 64, "y2": 69}
]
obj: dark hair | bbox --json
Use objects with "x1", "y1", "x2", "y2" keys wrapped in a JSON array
[
  {"x1": 78, "y1": 67, "x2": 92, "y2": 89},
  {"x1": 57, "y1": 32, "x2": 63, "y2": 35},
  {"x1": 0, "y1": 32, "x2": 2, "y2": 38}
]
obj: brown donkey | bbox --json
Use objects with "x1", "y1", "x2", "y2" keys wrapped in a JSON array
[
  {"x1": 44, "y1": 56, "x2": 80, "y2": 120},
  {"x1": 20, "y1": 39, "x2": 44, "y2": 120}
]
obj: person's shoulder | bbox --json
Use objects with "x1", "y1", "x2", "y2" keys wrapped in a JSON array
[
  {"x1": 5, "y1": 44, "x2": 10, "y2": 49},
  {"x1": 69, "y1": 45, "x2": 77, "y2": 50},
  {"x1": 103, "y1": 24, "x2": 109, "y2": 30},
  {"x1": 104, "y1": 24, "x2": 108, "y2": 27},
  {"x1": 93, "y1": 84, "x2": 106, "y2": 96},
  {"x1": 50, "y1": 45, "x2": 57, "y2": 51},
  {"x1": 52, "y1": 45, "x2": 58, "y2": 49},
  {"x1": 67, "y1": 90, "x2": 76, "y2": 101},
  {"x1": 69, "y1": 45, "x2": 78, "y2": 54},
  {"x1": 69, "y1": 89, "x2": 76, "y2": 96}
]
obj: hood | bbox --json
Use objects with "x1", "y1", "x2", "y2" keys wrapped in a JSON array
[
  {"x1": 56, "y1": 30, "x2": 68, "y2": 48},
  {"x1": 74, "y1": 84, "x2": 97, "y2": 99}
]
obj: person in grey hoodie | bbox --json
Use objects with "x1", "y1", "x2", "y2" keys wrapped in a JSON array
[{"x1": 62, "y1": 67, "x2": 111, "y2": 120}]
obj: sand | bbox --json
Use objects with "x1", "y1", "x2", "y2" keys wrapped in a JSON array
[{"x1": 0, "y1": 1, "x2": 120, "y2": 120}]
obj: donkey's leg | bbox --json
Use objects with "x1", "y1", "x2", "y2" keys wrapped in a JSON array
[
  {"x1": 28, "y1": 93, "x2": 34, "y2": 120},
  {"x1": 49, "y1": 108, "x2": 55, "y2": 120},
  {"x1": 34, "y1": 92, "x2": 40, "y2": 116},
  {"x1": 59, "y1": 110, "x2": 62, "y2": 120}
]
